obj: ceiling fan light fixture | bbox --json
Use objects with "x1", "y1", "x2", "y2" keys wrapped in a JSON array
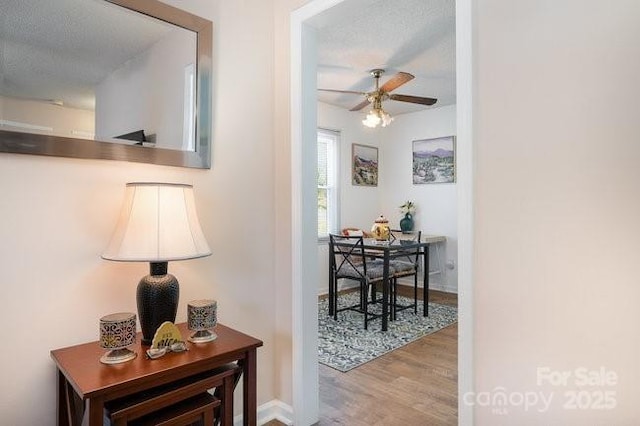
[
  {"x1": 362, "y1": 107, "x2": 393, "y2": 128},
  {"x1": 319, "y1": 69, "x2": 436, "y2": 128},
  {"x1": 362, "y1": 109, "x2": 381, "y2": 127}
]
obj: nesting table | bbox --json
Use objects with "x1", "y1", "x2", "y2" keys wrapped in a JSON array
[{"x1": 51, "y1": 323, "x2": 263, "y2": 425}]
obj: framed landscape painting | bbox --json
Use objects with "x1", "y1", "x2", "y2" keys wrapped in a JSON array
[
  {"x1": 352, "y1": 143, "x2": 378, "y2": 186},
  {"x1": 412, "y1": 136, "x2": 456, "y2": 184}
]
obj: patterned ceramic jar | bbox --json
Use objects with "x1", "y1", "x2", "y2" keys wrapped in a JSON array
[
  {"x1": 187, "y1": 299, "x2": 217, "y2": 343},
  {"x1": 99, "y1": 312, "x2": 137, "y2": 364}
]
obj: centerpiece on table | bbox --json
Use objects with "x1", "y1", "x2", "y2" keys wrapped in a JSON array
[
  {"x1": 399, "y1": 201, "x2": 416, "y2": 233},
  {"x1": 371, "y1": 215, "x2": 391, "y2": 241}
]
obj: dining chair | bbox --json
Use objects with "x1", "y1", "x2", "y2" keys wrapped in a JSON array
[
  {"x1": 329, "y1": 234, "x2": 392, "y2": 329},
  {"x1": 389, "y1": 230, "x2": 422, "y2": 319}
]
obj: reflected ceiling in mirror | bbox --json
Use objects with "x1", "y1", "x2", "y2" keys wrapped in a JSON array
[{"x1": 0, "y1": 0, "x2": 212, "y2": 168}]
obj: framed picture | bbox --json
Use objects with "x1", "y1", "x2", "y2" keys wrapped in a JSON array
[
  {"x1": 412, "y1": 136, "x2": 456, "y2": 184},
  {"x1": 352, "y1": 143, "x2": 378, "y2": 186}
]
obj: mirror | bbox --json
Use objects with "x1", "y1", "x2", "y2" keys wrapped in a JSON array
[{"x1": 0, "y1": 0, "x2": 212, "y2": 168}]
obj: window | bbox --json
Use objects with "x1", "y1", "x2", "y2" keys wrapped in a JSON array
[{"x1": 317, "y1": 129, "x2": 340, "y2": 239}]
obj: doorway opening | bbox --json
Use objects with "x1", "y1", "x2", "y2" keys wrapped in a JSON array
[{"x1": 290, "y1": 0, "x2": 473, "y2": 424}]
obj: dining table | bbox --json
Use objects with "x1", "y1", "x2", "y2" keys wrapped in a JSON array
[{"x1": 329, "y1": 234, "x2": 446, "y2": 331}]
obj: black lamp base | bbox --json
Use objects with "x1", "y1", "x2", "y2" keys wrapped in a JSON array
[{"x1": 137, "y1": 262, "x2": 179, "y2": 345}]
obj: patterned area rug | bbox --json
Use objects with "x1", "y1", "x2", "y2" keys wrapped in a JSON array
[{"x1": 318, "y1": 292, "x2": 457, "y2": 372}]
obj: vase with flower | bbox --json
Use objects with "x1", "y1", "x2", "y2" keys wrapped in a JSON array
[{"x1": 399, "y1": 201, "x2": 416, "y2": 233}]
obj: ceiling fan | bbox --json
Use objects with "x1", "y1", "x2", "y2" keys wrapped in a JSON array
[{"x1": 318, "y1": 69, "x2": 437, "y2": 127}]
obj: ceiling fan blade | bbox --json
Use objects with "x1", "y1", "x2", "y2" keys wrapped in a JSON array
[
  {"x1": 350, "y1": 99, "x2": 371, "y2": 111},
  {"x1": 380, "y1": 72, "x2": 414, "y2": 93},
  {"x1": 318, "y1": 89, "x2": 367, "y2": 96},
  {"x1": 390, "y1": 94, "x2": 438, "y2": 106}
]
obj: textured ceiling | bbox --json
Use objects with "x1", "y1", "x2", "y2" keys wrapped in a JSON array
[
  {"x1": 312, "y1": 0, "x2": 456, "y2": 116},
  {"x1": 0, "y1": 0, "x2": 181, "y2": 110}
]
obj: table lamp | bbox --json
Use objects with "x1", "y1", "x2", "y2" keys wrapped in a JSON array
[{"x1": 102, "y1": 182, "x2": 211, "y2": 345}]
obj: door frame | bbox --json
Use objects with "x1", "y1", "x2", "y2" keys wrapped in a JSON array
[{"x1": 290, "y1": 0, "x2": 475, "y2": 423}]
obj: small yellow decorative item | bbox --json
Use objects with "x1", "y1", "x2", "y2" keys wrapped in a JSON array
[
  {"x1": 371, "y1": 215, "x2": 390, "y2": 241},
  {"x1": 151, "y1": 321, "x2": 183, "y2": 349},
  {"x1": 146, "y1": 321, "x2": 187, "y2": 359}
]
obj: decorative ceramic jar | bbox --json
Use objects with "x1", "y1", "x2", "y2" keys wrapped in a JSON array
[
  {"x1": 371, "y1": 215, "x2": 390, "y2": 241},
  {"x1": 187, "y1": 299, "x2": 218, "y2": 343},
  {"x1": 99, "y1": 312, "x2": 137, "y2": 364}
]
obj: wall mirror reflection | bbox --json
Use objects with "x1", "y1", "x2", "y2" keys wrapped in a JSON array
[{"x1": 0, "y1": 0, "x2": 212, "y2": 168}]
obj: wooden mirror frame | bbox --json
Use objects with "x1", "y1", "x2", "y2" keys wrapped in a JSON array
[{"x1": 0, "y1": 0, "x2": 213, "y2": 169}]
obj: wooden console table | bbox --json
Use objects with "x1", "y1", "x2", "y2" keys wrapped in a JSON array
[{"x1": 51, "y1": 323, "x2": 263, "y2": 426}]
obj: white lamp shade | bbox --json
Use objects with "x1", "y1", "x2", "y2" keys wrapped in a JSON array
[{"x1": 102, "y1": 183, "x2": 211, "y2": 262}]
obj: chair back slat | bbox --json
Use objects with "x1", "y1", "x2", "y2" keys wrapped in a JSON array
[
  {"x1": 329, "y1": 234, "x2": 367, "y2": 278},
  {"x1": 389, "y1": 230, "x2": 422, "y2": 265}
]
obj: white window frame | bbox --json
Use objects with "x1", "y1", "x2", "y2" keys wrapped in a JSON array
[{"x1": 317, "y1": 128, "x2": 340, "y2": 242}]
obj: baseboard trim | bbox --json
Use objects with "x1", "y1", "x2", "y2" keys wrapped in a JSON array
[
  {"x1": 317, "y1": 281, "x2": 358, "y2": 296},
  {"x1": 396, "y1": 279, "x2": 458, "y2": 294},
  {"x1": 427, "y1": 282, "x2": 458, "y2": 294},
  {"x1": 234, "y1": 399, "x2": 294, "y2": 426}
]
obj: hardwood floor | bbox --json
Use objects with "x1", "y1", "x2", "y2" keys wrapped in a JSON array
[
  {"x1": 318, "y1": 288, "x2": 458, "y2": 426},
  {"x1": 263, "y1": 289, "x2": 457, "y2": 426}
]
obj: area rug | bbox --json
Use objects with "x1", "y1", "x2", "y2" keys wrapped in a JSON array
[{"x1": 318, "y1": 292, "x2": 457, "y2": 372}]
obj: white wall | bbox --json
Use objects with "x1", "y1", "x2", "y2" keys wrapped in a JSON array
[
  {"x1": 272, "y1": 0, "x2": 297, "y2": 412},
  {"x1": 95, "y1": 28, "x2": 196, "y2": 150},
  {"x1": 473, "y1": 0, "x2": 640, "y2": 424},
  {"x1": 0, "y1": 1, "x2": 279, "y2": 425},
  {"x1": 380, "y1": 104, "x2": 457, "y2": 291}
]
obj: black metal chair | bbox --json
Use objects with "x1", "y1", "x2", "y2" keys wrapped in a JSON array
[
  {"x1": 389, "y1": 230, "x2": 422, "y2": 319},
  {"x1": 329, "y1": 234, "x2": 392, "y2": 329}
]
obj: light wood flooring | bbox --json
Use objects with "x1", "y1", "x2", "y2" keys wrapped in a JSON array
[
  {"x1": 318, "y1": 288, "x2": 458, "y2": 425},
  {"x1": 265, "y1": 288, "x2": 458, "y2": 426}
]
